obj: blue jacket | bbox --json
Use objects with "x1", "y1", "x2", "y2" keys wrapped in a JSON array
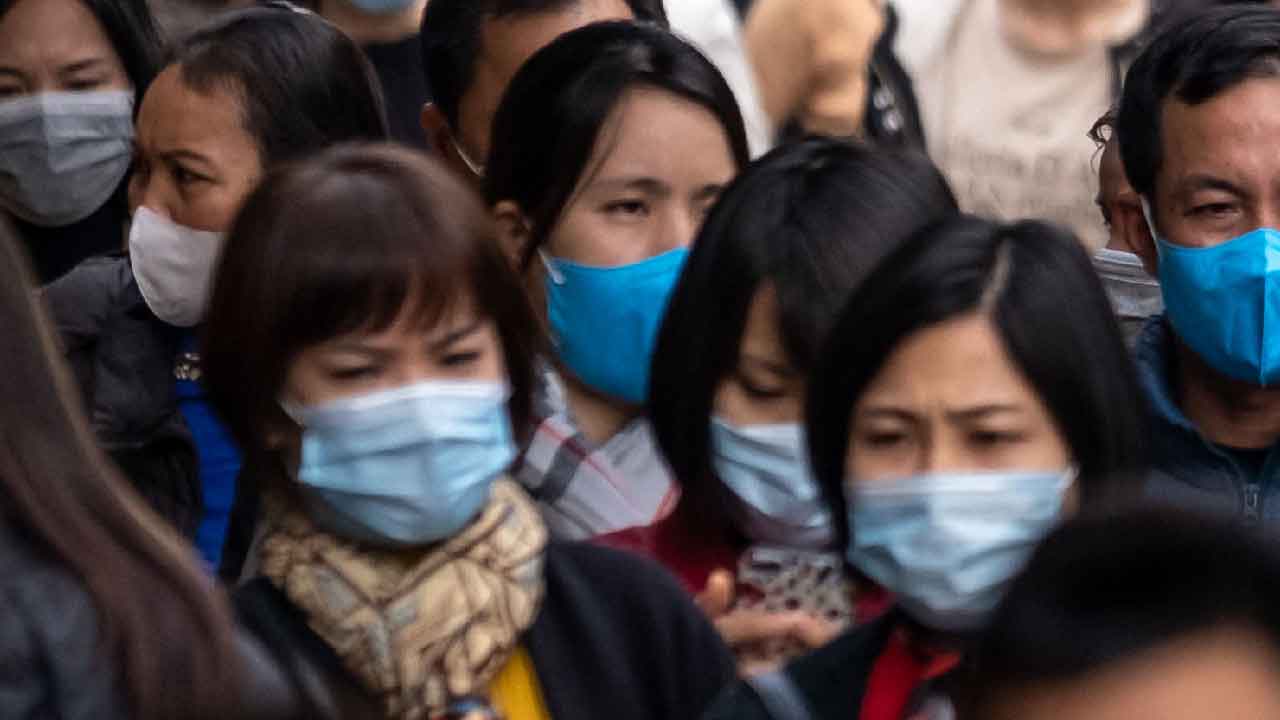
[{"x1": 1136, "y1": 317, "x2": 1280, "y2": 525}]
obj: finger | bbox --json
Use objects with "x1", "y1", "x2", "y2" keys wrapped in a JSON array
[
  {"x1": 695, "y1": 569, "x2": 735, "y2": 617},
  {"x1": 715, "y1": 610, "x2": 810, "y2": 645},
  {"x1": 791, "y1": 615, "x2": 841, "y2": 649}
]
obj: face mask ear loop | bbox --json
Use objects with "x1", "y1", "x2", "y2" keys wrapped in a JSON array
[
  {"x1": 1140, "y1": 196, "x2": 1166, "y2": 261},
  {"x1": 539, "y1": 249, "x2": 565, "y2": 285}
]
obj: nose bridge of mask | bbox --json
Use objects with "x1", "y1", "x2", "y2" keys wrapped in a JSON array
[{"x1": 289, "y1": 379, "x2": 512, "y2": 432}]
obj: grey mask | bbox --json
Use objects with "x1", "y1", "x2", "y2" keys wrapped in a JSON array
[{"x1": 0, "y1": 91, "x2": 134, "y2": 227}]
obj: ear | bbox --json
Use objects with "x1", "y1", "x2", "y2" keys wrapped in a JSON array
[
  {"x1": 1114, "y1": 197, "x2": 1158, "y2": 276},
  {"x1": 492, "y1": 200, "x2": 532, "y2": 270}
]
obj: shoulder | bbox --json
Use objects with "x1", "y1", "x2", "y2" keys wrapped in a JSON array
[
  {"x1": 40, "y1": 254, "x2": 132, "y2": 305},
  {"x1": 543, "y1": 540, "x2": 693, "y2": 610},
  {"x1": 0, "y1": 534, "x2": 128, "y2": 719}
]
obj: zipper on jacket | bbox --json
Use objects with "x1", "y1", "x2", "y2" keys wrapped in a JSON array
[{"x1": 1244, "y1": 483, "x2": 1262, "y2": 525}]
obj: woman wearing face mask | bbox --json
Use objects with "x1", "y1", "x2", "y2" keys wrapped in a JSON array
[
  {"x1": 703, "y1": 216, "x2": 1147, "y2": 719},
  {"x1": 0, "y1": 0, "x2": 160, "y2": 283},
  {"x1": 204, "y1": 143, "x2": 737, "y2": 720},
  {"x1": 486, "y1": 21, "x2": 751, "y2": 539},
  {"x1": 601, "y1": 137, "x2": 957, "y2": 670},
  {"x1": 40, "y1": 5, "x2": 389, "y2": 563}
]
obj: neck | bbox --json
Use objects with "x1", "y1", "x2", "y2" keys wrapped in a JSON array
[
  {"x1": 998, "y1": 0, "x2": 1148, "y2": 55},
  {"x1": 561, "y1": 372, "x2": 640, "y2": 446},
  {"x1": 316, "y1": 0, "x2": 428, "y2": 45},
  {"x1": 1176, "y1": 341, "x2": 1280, "y2": 450}
]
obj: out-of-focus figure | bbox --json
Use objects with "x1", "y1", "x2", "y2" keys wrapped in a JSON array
[
  {"x1": 966, "y1": 508, "x2": 1280, "y2": 719},
  {"x1": 1089, "y1": 110, "x2": 1163, "y2": 347},
  {"x1": 896, "y1": 0, "x2": 1150, "y2": 250},
  {"x1": 668, "y1": 0, "x2": 774, "y2": 156},
  {"x1": 0, "y1": 218, "x2": 299, "y2": 720},
  {"x1": 0, "y1": 0, "x2": 162, "y2": 283},
  {"x1": 419, "y1": 0, "x2": 668, "y2": 183},
  {"x1": 745, "y1": 0, "x2": 925, "y2": 150}
]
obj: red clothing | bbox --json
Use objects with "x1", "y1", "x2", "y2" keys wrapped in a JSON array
[
  {"x1": 859, "y1": 628, "x2": 961, "y2": 720},
  {"x1": 597, "y1": 509, "x2": 741, "y2": 595}
]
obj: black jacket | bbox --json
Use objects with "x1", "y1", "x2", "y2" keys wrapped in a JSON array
[
  {"x1": 41, "y1": 255, "x2": 200, "y2": 537},
  {"x1": 235, "y1": 541, "x2": 738, "y2": 719},
  {"x1": 702, "y1": 611, "x2": 904, "y2": 720}
]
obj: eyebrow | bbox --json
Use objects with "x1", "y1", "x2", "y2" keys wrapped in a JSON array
[
  {"x1": 429, "y1": 318, "x2": 484, "y2": 352},
  {"x1": 158, "y1": 149, "x2": 217, "y2": 174},
  {"x1": 588, "y1": 176, "x2": 668, "y2": 195},
  {"x1": 858, "y1": 404, "x2": 1024, "y2": 422},
  {"x1": 740, "y1": 352, "x2": 797, "y2": 378},
  {"x1": 58, "y1": 58, "x2": 110, "y2": 75},
  {"x1": 1176, "y1": 173, "x2": 1248, "y2": 198}
]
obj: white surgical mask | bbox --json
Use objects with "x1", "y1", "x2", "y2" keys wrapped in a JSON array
[
  {"x1": 0, "y1": 91, "x2": 134, "y2": 227},
  {"x1": 847, "y1": 467, "x2": 1076, "y2": 632},
  {"x1": 128, "y1": 207, "x2": 226, "y2": 327},
  {"x1": 711, "y1": 417, "x2": 833, "y2": 548}
]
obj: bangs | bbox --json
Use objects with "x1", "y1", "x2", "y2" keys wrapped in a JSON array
[{"x1": 270, "y1": 163, "x2": 485, "y2": 350}]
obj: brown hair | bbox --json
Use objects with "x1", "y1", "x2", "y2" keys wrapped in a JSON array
[
  {"x1": 0, "y1": 219, "x2": 239, "y2": 719},
  {"x1": 203, "y1": 142, "x2": 541, "y2": 462}
]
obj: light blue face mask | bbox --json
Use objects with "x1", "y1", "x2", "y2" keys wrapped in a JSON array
[
  {"x1": 847, "y1": 468, "x2": 1075, "y2": 633},
  {"x1": 345, "y1": 0, "x2": 418, "y2": 14},
  {"x1": 284, "y1": 380, "x2": 516, "y2": 547},
  {"x1": 1143, "y1": 199, "x2": 1280, "y2": 385},
  {"x1": 542, "y1": 248, "x2": 688, "y2": 404},
  {"x1": 711, "y1": 417, "x2": 833, "y2": 549}
]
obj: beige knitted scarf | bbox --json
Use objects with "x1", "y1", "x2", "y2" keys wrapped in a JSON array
[{"x1": 258, "y1": 479, "x2": 547, "y2": 719}]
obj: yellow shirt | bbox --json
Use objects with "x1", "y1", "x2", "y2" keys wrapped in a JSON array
[{"x1": 488, "y1": 647, "x2": 551, "y2": 720}]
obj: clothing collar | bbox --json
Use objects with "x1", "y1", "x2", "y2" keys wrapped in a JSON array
[{"x1": 1133, "y1": 315, "x2": 1201, "y2": 435}]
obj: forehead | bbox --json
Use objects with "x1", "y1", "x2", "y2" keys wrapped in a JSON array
[
  {"x1": 857, "y1": 314, "x2": 1041, "y2": 410},
  {"x1": 1158, "y1": 77, "x2": 1280, "y2": 194},
  {"x1": 581, "y1": 87, "x2": 735, "y2": 185},
  {"x1": 0, "y1": 0, "x2": 124, "y2": 74},
  {"x1": 136, "y1": 65, "x2": 255, "y2": 158}
]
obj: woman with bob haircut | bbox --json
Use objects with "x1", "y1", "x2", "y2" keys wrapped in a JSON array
[
  {"x1": 0, "y1": 0, "x2": 162, "y2": 282},
  {"x1": 40, "y1": 3, "x2": 390, "y2": 567},
  {"x1": 203, "y1": 143, "x2": 736, "y2": 720},
  {"x1": 485, "y1": 20, "x2": 751, "y2": 540},
  {"x1": 0, "y1": 220, "x2": 304, "y2": 719},
  {"x1": 704, "y1": 215, "x2": 1147, "y2": 719},
  {"x1": 602, "y1": 136, "x2": 957, "y2": 670}
]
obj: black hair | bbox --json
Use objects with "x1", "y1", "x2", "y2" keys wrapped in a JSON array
[
  {"x1": 965, "y1": 506, "x2": 1280, "y2": 716},
  {"x1": 0, "y1": 0, "x2": 163, "y2": 92},
  {"x1": 649, "y1": 137, "x2": 957, "y2": 540},
  {"x1": 807, "y1": 216, "x2": 1147, "y2": 550},
  {"x1": 166, "y1": 4, "x2": 389, "y2": 170},
  {"x1": 1118, "y1": 5, "x2": 1280, "y2": 204},
  {"x1": 420, "y1": 0, "x2": 669, "y2": 129},
  {"x1": 483, "y1": 20, "x2": 750, "y2": 269}
]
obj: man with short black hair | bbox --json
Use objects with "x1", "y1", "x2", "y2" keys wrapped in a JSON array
[
  {"x1": 1113, "y1": 5, "x2": 1280, "y2": 525},
  {"x1": 419, "y1": 0, "x2": 667, "y2": 179}
]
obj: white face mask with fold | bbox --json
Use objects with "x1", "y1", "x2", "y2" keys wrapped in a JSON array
[
  {"x1": 128, "y1": 207, "x2": 227, "y2": 327},
  {"x1": 0, "y1": 90, "x2": 135, "y2": 227}
]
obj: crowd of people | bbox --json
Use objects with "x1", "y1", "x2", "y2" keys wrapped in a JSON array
[{"x1": 6, "y1": 0, "x2": 1280, "y2": 718}]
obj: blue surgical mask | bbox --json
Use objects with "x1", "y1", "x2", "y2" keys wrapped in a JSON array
[
  {"x1": 846, "y1": 468, "x2": 1075, "y2": 632},
  {"x1": 1143, "y1": 199, "x2": 1280, "y2": 385},
  {"x1": 542, "y1": 248, "x2": 688, "y2": 404},
  {"x1": 711, "y1": 417, "x2": 833, "y2": 548},
  {"x1": 345, "y1": 0, "x2": 418, "y2": 14},
  {"x1": 284, "y1": 380, "x2": 516, "y2": 547}
]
